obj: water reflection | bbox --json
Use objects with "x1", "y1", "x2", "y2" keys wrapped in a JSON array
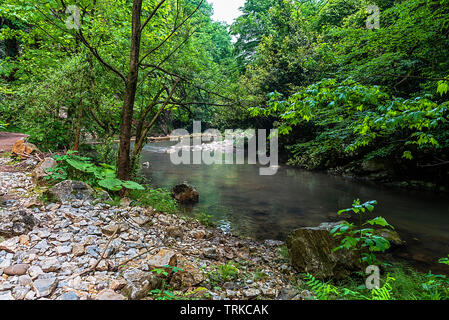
[{"x1": 141, "y1": 141, "x2": 449, "y2": 274}]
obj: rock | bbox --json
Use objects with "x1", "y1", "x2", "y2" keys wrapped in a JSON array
[
  {"x1": 19, "y1": 235, "x2": 30, "y2": 245},
  {"x1": 85, "y1": 245, "x2": 101, "y2": 258},
  {"x1": 122, "y1": 268, "x2": 162, "y2": 300},
  {"x1": 72, "y1": 244, "x2": 85, "y2": 256},
  {"x1": 3, "y1": 264, "x2": 29, "y2": 276},
  {"x1": 11, "y1": 140, "x2": 40, "y2": 158},
  {"x1": 56, "y1": 245, "x2": 72, "y2": 255},
  {"x1": 171, "y1": 183, "x2": 199, "y2": 204},
  {"x1": 190, "y1": 229, "x2": 207, "y2": 240},
  {"x1": 102, "y1": 223, "x2": 120, "y2": 236},
  {"x1": 0, "y1": 291, "x2": 14, "y2": 300},
  {"x1": 170, "y1": 259, "x2": 204, "y2": 289},
  {"x1": 87, "y1": 225, "x2": 102, "y2": 236},
  {"x1": 0, "y1": 237, "x2": 17, "y2": 253},
  {"x1": 31, "y1": 157, "x2": 57, "y2": 185},
  {"x1": 57, "y1": 291, "x2": 79, "y2": 300},
  {"x1": 278, "y1": 286, "x2": 298, "y2": 300},
  {"x1": 33, "y1": 277, "x2": 58, "y2": 297},
  {"x1": 286, "y1": 221, "x2": 361, "y2": 279},
  {"x1": 374, "y1": 228, "x2": 405, "y2": 246},
  {"x1": 109, "y1": 279, "x2": 127, "y2": 291},
  {"x1": 261, "y1": 287, "x2": 277, "y2": 298},
  {"x1": 146, "y1": 249, "x2": 177, "y2": 270},
  {"x1": 243, "y1": 288, "x2": 260, "y2": 299},
  {"x1": 0, "y1": 210, "x2": 37, "y2": 238},
  {"x1": 0, "y1": 282, "x2": 13, "y2": 291},
  {"x1": 361, "y1": 159, "x2": 392, "y2": 173},
  {"x1": 18, "y1": 275, "x2": 32, "y2": 286},
  {"x1": 47, "y1": 180, "x2": 95, "y2": 203},
  {"x1": 298, "y1": 290, "x2": 316, "y2": 300},
  {"x1": 40, "y1": 257, "x2": 60, "y2": 272},
  {"x1": 12, "y1": 286, "x2": 30, "y2": 300},
  {"x1": 264, "y1": 239, "x2": 284, "y2": 247},
  {"x1": 96, "y1": 289, "x2": 126, "y2": 300},
  {"x1": 167, "y1": 226, "x2": 183, "y2": 239},
  {"x1": 203, "y1": 247, "x2": 219, "y2": 260},
  {"x1": 28, "y1": 266, "x2": 43, "y2": 279}
]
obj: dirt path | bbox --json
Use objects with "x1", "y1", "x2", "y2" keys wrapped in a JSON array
[{"x1": 0, "y1": 131, "x2": 29, "y2": 153}]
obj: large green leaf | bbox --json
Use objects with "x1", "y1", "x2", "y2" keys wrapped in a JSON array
[
  {"x1": 98, "y1": 178, "x2": 123, "y2": 191},
  {"x1": 122, "y1": 180, "x2": 145, "y2": 190}
]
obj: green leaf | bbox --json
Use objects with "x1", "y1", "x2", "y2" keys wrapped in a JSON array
[
  {"x1": 98, "y1": 178, "x2": 123, "y2": 191},
  {"x1": 122, "y1": 180, "x2": 145, "y2": 190}
]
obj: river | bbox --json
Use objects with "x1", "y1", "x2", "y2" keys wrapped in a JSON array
[{"x1": 141, "y1": 141, "x2": 449, "y2": 275}]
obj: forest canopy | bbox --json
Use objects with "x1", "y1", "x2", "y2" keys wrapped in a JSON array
[{"x1": 1, "y1": 0, "x2": 448, "y2": 188}]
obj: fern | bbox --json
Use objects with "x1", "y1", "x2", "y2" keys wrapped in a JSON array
[
  {"x1": 370, "y1": 275, "x2": 395, "y2": 300},
  {"x1": 303, "y1": 273, "x2": 339, "y2": 300}
]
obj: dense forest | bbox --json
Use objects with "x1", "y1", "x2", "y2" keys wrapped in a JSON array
[{"x1": 0, "y1": 0, "x2": 448, "y2": 302}]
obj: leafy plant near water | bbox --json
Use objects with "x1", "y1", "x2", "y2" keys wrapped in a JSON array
[
  {"x1": 196, "y1": 212, "x2": 216, "y2": 228},
  {"x1": 330, "y1": 199, "x2": 392, "y2": 265},
  {"x1": 129, "y1": 188, "x2": 178, "y2": 214},
  {"x1": 45, "y1": 150, "x2": 144, "y2": 192}
]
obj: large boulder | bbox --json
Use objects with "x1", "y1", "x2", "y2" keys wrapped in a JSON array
[
  {"x1": 32, "y1": 157, "x2": 57, "y2": 185},
  {"x1": 286, "y1": 221, "x2": 362, "y2": 279},
  {"x1": 47, "y1": 180, "x2": 95, "y2": 203},
  {"x1": 171, "y1": 183, "x2": 199, "y2": 204}
]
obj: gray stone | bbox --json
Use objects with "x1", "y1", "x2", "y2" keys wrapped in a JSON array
[
  {"x1": 33, "y1": 277, "x2": 58, "y2": 297},
  {"x1": 0, "y1": 291, "x2": 14, "y2": 300},
  {"x1": 86, "y1": 245, "x2": 101, "y2": 258},
  {"x1": 203, "y1": 247, "x2": 219, "y2": 260},
  {"x1": 40, "y1": 257, "x2": 60, "y2": 272},
  {"x1": 96, "y1": 289, "x2": 126, "y2": 300},
  {"x1": 243, "y1": 288, "x2": 260, "y2": 299},
  {"x1": 0, "y1": 211, "x2": 37, "y2": 237},
  {"x1": 47, "y1": 180, "x2": 95, "y2": 203},
  {"x1": 122, "y1": 268, "x2": 162, "y2": 300},
  {"x1": 57, "y1": 291, "x2": 79, "y2": 300}
]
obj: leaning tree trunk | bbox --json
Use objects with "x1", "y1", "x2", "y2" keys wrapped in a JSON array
[
  {"x1": 117, "y1": 0, "x2": 143, "y2": 181},
  {"x1": 72, "y1": 99, "x2": 83, "y2": 151}
]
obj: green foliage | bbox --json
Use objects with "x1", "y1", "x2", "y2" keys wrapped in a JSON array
[
  {"x1": 128, "y1": 188, "x2": 178, "y2": 214},
  {"x1": 207, "y1": 261, "x2": 241, "y2": 285},
  {"x1": 303, "y1": 273, "x2": 339, "y2": 300},
  {"x1": 0, "y1": 120, "x2": 8, "y2": 130},
  {"x1": 196, "y1": 212, "x2": 216, "y2": 228},
  {"x1": 45, "y1": 150, "x2": 144, "y2": 192},
  {"x1": 330, "y1": 199, "x2": 393, "y2": 265}
]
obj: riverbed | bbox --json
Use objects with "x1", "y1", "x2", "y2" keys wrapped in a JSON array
[{"x1": 141, "y1": 141, "x2": 449, "y2": 274}]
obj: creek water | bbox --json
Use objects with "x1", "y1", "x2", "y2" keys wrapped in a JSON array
[{"x1": 141, "y1": 141, "x2": 449, "y2": 274}]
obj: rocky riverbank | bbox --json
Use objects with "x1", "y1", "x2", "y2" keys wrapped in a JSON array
[{"x1": 0, "y1": 155, "x2": 305, "y2": 301}]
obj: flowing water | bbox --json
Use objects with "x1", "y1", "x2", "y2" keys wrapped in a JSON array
[{"x1": 141, "y1": 141, "x2": 449, "y2": 274}]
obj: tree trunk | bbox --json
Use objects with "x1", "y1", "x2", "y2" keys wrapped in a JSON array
[
  {"x1": 73, "y1": 100, "x2": 83, "y2": 151},
  {"x1": 117, "y1": 0, "x2": 143, "y2": 181}
]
